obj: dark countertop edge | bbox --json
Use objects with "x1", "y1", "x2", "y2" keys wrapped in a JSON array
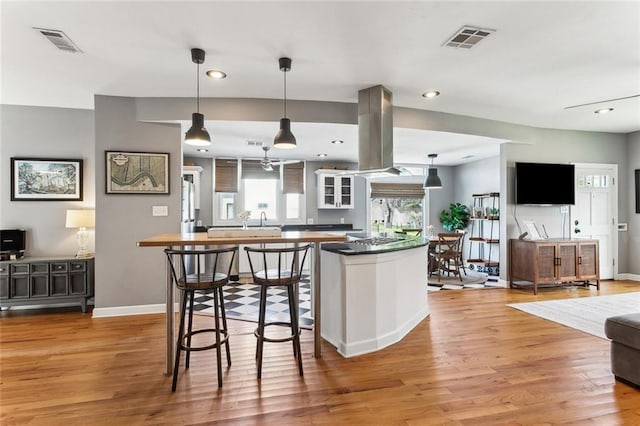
[{"x1": 321, "y1": 240, "x2": 428, "y2": 256}]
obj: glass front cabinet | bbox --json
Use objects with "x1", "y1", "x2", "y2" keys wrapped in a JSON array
[{"x1": 316, "y1": 171, "x2": 354, "y2": 209}]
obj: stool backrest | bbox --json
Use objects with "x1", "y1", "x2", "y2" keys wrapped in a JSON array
[
  {"x1": 165, "y1": 247, "x2": 238, "y2": 289},
  {"x1": 244, "y1": 244, "x2": 311, "y2": 285}
]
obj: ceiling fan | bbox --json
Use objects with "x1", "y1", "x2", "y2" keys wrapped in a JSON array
[{"x1": 260, "y1": 146, "x2": 301, "y2": 171}]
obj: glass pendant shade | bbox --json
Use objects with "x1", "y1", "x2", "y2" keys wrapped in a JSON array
[
  {"x1": 273, "y1": 118, "x2": 297, "y2": 149},
  {"x1": 424, "y1": 167, "x2": 442, "y2": 188},
  {"x1": 185, "y1": 112, "x2": 211, "y2": 146}
]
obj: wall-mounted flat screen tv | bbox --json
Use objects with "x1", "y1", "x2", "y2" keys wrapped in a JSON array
[{"x1": 515, "y1": 162, "x2": 575, "y2": 205}]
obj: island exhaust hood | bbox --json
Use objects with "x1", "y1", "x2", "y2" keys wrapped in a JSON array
[{"x1": 348, "y1": 85, "x2": 407, "y2": 177}]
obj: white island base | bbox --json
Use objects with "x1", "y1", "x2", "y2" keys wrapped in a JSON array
[{"x1": 320, "y1": 245, "x2": 429, "y2": 357}]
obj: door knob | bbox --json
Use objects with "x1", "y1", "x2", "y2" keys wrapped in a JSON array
[
  {"x1": 574, "y1": 228, "x2": 581, "y2": 233},
  {"x1": 574, "y1": 220, "x2": 579, "y2": 225}
]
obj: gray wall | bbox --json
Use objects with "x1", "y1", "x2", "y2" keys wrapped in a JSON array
[
  {"x1": 628, "y1": 131, "x2": 640, "y2": 275},
  {"x1": 503, "y1": 127, "x2": 630, "y2": 276},
  {"x1": 94, "y1": 96, "x2": 181, "y2": 309},
  {"x1": 0, "y1": 105, "x2": 95, "y2": 256}
]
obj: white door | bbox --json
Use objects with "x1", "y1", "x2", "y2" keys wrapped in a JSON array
[{"x1": 570, "y1": 164, "x2": 617, "y2": 279}]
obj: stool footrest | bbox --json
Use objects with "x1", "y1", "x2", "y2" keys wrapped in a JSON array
[
  {"x1": 254, "y1": 321, "x2": 300, "y2": 343},
  {"x1": 180, "y1": 329, "x2": 229, "y2": 352}
]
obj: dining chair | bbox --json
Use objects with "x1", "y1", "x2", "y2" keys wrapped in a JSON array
[{"x1": 430, "y1": 232, "x2": 465, "y2": 282}]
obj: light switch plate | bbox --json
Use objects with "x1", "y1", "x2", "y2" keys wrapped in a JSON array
[{"x1": 152, "y1": 205, "x2": 168, "y2": 217}]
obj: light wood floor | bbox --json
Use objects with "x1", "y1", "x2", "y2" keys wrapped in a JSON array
[{"x1": 2, "y1": 281, "x2": 639, "y2": 425}]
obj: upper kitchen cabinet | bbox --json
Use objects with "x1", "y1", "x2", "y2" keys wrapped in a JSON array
[
  {"x1": 315, "y1": 170, "x2": 354, "y2": 209},
  {"x1": 183, "y1": 165, "x2": 203, "y2": 209}
]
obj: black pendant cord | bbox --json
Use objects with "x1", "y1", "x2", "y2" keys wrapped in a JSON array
[
  {"x1": 283, "y1": 70, "x2": 287, "y2": 118},
  {"x1": 196, "y1": 62, "x2": 200, "y2": 114}
]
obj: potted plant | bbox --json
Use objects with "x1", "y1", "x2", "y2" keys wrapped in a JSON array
[{"x1": 439, "y1": 203, "x2": 471, "y2": 231}]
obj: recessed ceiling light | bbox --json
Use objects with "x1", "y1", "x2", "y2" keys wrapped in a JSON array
[
  {"x1": 331, "y1": 139, "x2": 344, "y2": 144},
  {"x1": 196, "y1": 148, "x2": 208, "y2": 152},
  {"x1": 594, "y1": 107, "x2": 614, "y2": 114},
  {"x1": 206, "y1": 69, "x2": 227, "y2": 79},
  {"x1": 422, "y1": 91, "x2": 440, "y2": 99},
  {"x1": 317, "y1": 153, "x2": 328, "y2": 157}
]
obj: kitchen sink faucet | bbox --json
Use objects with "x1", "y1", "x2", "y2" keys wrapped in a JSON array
[{"x1": 259, "y1": 211, "x2": 267, "y2": 227}]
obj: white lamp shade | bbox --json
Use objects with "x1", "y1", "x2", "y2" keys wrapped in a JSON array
[{"x1": 66, "y1": 209, "x2": 95, "y2": 228}]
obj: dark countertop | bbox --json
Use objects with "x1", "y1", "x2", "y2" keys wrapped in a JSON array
[{"x1": 321, "y1": 236, "x2": 428, "y2": 255}]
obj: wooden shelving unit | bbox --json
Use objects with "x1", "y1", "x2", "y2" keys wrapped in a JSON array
[{"x1": 467, "y1": 193, "x2": 500, "y2": 276}]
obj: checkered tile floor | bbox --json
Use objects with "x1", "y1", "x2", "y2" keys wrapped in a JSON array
[
  {"x1": 427, "y1": 277, "x2": 502, "y2": 292},
  {"x1": 192, "y1": 274, "x2": 502, "y2": 325},
  {"x1": 192, "y1": 276, "x2": 314, "y2": 327}
]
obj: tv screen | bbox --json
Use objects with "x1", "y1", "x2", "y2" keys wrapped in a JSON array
[{"x1": 515, "y1": 162, "x2": 575, "y2": 205}]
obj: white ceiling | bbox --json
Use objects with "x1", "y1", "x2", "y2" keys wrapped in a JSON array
[{"x1": 2, "y1": 1, "x2": 638, "y2": 166}]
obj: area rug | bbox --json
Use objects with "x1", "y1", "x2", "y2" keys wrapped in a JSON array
[
  {"x1": 507, "y1": 292, "x2": 640, "y2": 339},
  {"x1": 427, "y1": 270, "x2": 500, "y2": 291}
]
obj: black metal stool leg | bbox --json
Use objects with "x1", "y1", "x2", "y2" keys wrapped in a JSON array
[
  {"x1": 185, "y1": 290, "x2": 195, "y2": 369},
  {"x1": 256, "y1": 285, "x2": 268, "y2": 379},
  {"x1": 213, "y1": 286, "x2": 223, "y2": 387},
  {"x1": 218, "y1": 286, "x2": 231, "y2": 367},
  {"x1": 288, "y1": 284, "x2": 303, "y2": 376},
  {"x1": 286, "y1": 284, "x2": 298, "y2": 359},
  {"x1": 172, "y1": 290, "x2": 188, "y2": 392}
]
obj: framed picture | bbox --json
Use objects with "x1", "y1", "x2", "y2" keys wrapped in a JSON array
[
  {"x1": 636, "y1": 169, "x2": 640, "y2": 213},
  {"x1": 106, "y1": 151, "x2": 169, "y2": 194},
  {"x1": 11, "y1": 157, "x2": 83, "y2": 201}
]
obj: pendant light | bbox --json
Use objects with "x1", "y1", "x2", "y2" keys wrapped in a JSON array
[
  {"x1": 185, "y1": 48, "x2": 211, "y2": 146},
  {"x1": 273, "y1": 57, "x2": 296, "y2": 149},
  {"x1": 424, "y1": 153, "x2": 442, "y2": 188}
]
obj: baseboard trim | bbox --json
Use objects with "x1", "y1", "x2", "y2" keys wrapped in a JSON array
[
  {"x1": 92, "y1": 303, "x2": 178, "y2": 318},
  {"x1": 616, "y1": 273, "x2": 640, "y2": 282}
]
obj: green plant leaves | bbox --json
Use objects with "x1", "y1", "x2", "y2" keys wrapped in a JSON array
[{"x1": 439, "y1": 203, "x2": 471, "y2": 231}]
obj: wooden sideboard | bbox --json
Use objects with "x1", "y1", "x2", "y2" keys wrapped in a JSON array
[
  {"x1": 509, "y1": 239, "x2": 599, "y2": 294},
  {"x1": 0, "y1": 256, "x2": 94, "y2": 312}
]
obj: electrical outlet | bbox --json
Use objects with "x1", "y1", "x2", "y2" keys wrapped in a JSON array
[
  {"x1": 560, "y1": 206, "x2": 569, "y2": 214},
  {"x1": 152, "y1": 205, "x2": 168, "y2": 216},
  {"x1": 340, "y1": 217, "x2": 345, "y2": 224},
  {"x1": 307, "y1": 218, "x2": 314, "y2": 224}
]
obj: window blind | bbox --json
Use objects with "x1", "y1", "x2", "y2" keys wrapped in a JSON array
[
  {"x1": 370, "y1": 183, "x2": 425, "y2": 199},
  {"x1": 282, "y1": 162, "x2": 304, "y2": 194},
  {"x1": 214, "y1": 159, "x2": 238, "y2": 192}
]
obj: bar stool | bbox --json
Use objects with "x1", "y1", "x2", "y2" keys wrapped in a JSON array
[
  {"x1": 244, "y1": 244, "x2": 311, "y2": 379},
  {"x1": 165, "y1": 246, "x2": 238, "y2": 391}
]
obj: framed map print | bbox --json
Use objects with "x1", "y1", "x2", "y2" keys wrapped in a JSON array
[{"x1": 106, "y1": 151, "x2": 169, "y2": 194}]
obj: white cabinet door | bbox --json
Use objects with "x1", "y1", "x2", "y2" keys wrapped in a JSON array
[{"x1": 316, "y1": 172, "x2": 353, "y2": 209}]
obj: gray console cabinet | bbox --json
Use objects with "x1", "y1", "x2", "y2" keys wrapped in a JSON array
[{"x1": 0, "y1": 256, "x2": 94, "y2": 313}]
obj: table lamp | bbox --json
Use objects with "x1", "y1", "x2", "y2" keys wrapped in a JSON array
[{"x1": 66, "y1": 209, "x2": 95, "y2": 258}]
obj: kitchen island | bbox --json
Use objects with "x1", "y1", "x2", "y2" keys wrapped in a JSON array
[
  {"x1": 321, "y1": 235, "x2": 429, "y2": 357},
  {"x1": 138, "y1": 230, "x2": 347, "y2": 375}
]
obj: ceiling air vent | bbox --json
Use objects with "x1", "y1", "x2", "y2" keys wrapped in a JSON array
[
  {"x1": 246, "y1": 140, "x2": 264, "y2": 147},
  {"x1": 443, "y1": 26, "x2": 495, "y2": 49},
  {"x1": 33, "y1": 27, "x2": 82, "y2": 53}
]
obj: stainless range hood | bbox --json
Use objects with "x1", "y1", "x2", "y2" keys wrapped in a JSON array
[{"x1": 346, "y1": 85, "x2": 408, "y2": 177}]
